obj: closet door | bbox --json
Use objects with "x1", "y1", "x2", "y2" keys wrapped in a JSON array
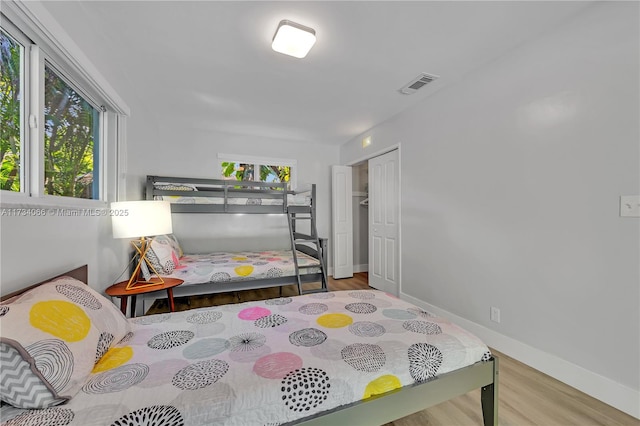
[
  {"x1": 331, "y1": 165, "x2": 353, "y2": 279},
  {"x1": 369, "y1": 149, "x2": 399, "y2": 295}
]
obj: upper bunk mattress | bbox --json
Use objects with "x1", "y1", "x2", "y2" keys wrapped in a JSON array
[
  {"x1": 165, "y1": 249, "x2": 321, "y2": 285},
  {"x1": 152, "y1": 183, "x2": 311, "y2": 206}
]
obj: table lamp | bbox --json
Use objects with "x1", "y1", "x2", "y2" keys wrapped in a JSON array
[{"x1": 111, "y1": 200, "x2": 173, "y2": 290}]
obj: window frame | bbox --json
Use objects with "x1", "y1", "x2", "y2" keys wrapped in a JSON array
[
  {"x1": 0, "y1": 4, "x2": 129, "y2": 208},
  {"x1": 0, "y1": 19, "x2": 30, "y2": 197},
  {"x1": 217, "y1": 153, "x2": 298, "y2": 190},
  {"x1": 40, "y1": 59, "x2": 105, "y2": 201}
]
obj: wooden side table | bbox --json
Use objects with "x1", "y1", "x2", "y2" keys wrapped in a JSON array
[{"x1": 105, "y1": 278, "x2": 183, "y2": 317}]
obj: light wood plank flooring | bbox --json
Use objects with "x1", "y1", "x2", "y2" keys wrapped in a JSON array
[{"x1": 147, "y1": 273, "x2": 639, "y2": 426}]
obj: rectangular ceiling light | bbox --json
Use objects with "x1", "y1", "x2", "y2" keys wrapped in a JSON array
[{"x1": 272, "y1": 20, "x2": 316, "y2": 59}]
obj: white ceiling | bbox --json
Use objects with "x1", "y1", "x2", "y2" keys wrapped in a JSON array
[{"x1": 41, "y1": 1, "x2": 592, "y2": 146}]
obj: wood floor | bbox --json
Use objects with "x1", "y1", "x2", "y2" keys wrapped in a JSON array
[{"x1": 147, "y1": 273, "x2": 639, "y2": 426}]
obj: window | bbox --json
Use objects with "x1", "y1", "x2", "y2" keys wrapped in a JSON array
[
  {"x1": 0, "y1": 9, "x2": 126, "y2": 206},
  {"x1": 218, "y1": 154, "x2": 296, "y2": 188},
  {"x1": 44, "y1": 65, "x2": 100, "y2": 199},
  {"x1": 0, "y1": 28, "x2": 24, "y2": 192}
]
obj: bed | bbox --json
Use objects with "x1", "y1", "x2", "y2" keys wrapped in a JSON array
[
  {"x1": 142, "y1": 176, "x2": 328, "y2": 308},
  {"x1": 146, "y1": 176, "x2": 314, "y2": 214},
  {"x1": 0, "y1": 266, "x2": 498, "y2": 426}
]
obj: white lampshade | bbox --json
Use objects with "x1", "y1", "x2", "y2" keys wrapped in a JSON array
[
  {"x1": 111, "y1": 200, "x2": 173, "y2": 239},
  {"x1": 271, "y1": 20, "x2": 316, "y2": 59}
]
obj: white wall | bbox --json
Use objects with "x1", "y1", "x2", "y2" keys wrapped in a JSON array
[
  {"x1": 0, "y1": 215, "x2": 127, "y2": 294},
  {"x1": 341, "y1": 2, "x2": 639, "y2": 416}
]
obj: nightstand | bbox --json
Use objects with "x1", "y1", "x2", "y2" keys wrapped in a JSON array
[{"x1": 105, "y1": 278, "x2": 183, "y2": 317}]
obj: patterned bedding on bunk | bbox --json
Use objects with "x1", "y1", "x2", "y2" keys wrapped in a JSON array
[
  {"x1": 1, "y1": 290, "x2": 491, "y2": 426},
  {"x1": 164, "y1": 250, "x2": 320, "y2": 285},
  {"x1": 152, "y1": 184, "x2": 311, "y2": 206}
]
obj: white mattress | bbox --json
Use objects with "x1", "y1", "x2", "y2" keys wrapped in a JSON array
[
  {"x1": 0, "y1": 290, "x2": 491, "y2": 425},
  {"x1": 164, "y1": 250, "x2": 321, "y2": 285}
]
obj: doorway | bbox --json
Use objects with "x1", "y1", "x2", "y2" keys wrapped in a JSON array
[
  {"x1": 352, "y1": 162, "x2": 369, "y2": 274},
  {"x1": 331, "y1": 148, "x2": 400, "y2": 296},
  {"x1": 367, "y1": 149, "x2": 399, "y2": 295}
]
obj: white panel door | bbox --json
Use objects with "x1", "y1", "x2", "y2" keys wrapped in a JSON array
[
  {"x1": 369, "y1": 149, "x2": 399, "y2": 295},
  {"x1": 332, "y1": 165, "x2": 353, "y2": 279}
]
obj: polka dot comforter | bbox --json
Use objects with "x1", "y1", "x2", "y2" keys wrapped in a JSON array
[
  {"x1": 161, "y1": 250, "x2": 321, "y2": 285},
  {"x1": 2, "y1": 290, "x2": 490, "y2": 426}
]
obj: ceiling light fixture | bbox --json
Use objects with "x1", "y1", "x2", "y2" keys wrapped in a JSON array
[{"x1": 271, "y1": 20, "x2": 316, "y2": 59}]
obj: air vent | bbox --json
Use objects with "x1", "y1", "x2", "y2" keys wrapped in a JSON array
[{"x1": 398, "y1": 73, "x2": 439, "y2": 95}]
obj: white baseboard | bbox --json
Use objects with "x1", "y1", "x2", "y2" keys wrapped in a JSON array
[
  {"x1": 328, "y1": 265, "x2": 368, "y2": 277},
  {"x1": 353, "y1": 264, "x2": 368, "y2": 273},
  {"x1": 400, "y1": 291, "x2": 640, "y2": 419}
]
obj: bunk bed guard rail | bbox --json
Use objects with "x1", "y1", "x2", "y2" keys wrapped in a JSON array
[{"x1": 146, "y1": 175, "x2": 315, "y2": 215}]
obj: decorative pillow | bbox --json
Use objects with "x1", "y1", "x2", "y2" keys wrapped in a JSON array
[
  {"x1": 152, "y1": 184, "x2": 197, "y2": 201},
  {"x1": 0, "y1": 276, "x2": 131, "y2": 408},
  {"x1": 146, "y1": 234, "x2": 183, "y2": 275},
  {"x1": 163, "y1": 234, "x2": 183, "y2": 258},
  {"x1": 153, "y1": 184, "x2": 197, "y2": 192}
]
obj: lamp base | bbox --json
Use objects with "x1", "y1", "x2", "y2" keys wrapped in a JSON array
[
  {"x1": 124, "y1": 277, "x2": 165, "y2": 291},
  {"x1": 125, "y1": 237, "x2": 166, "y2": 291}
]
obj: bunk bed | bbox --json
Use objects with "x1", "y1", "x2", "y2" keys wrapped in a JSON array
[
  {"x1": 0, "y1": 266, "x2": 498, "y2": 426},
  {"x1": 144, "y1": 175, "x2": 328, "y2": 307}
]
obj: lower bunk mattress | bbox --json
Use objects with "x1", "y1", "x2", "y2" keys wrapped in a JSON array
[
  {"x1": 1, "y1": 290, "x2": 491, "y2": 425},
  {"x1": 165, "y1": 249, "x2": 321, "y2": 286}
]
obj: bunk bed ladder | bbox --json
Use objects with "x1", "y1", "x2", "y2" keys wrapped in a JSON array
[{"x1": 287, "y1": 209, "x2": 328, "y2": 295}]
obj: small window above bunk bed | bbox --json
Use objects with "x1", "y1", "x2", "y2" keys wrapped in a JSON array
[{"x1": 217, "y1": 153, "x2": 297, "y2": 189}]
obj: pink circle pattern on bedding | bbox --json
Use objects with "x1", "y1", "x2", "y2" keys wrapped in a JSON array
[
  {"x1": 253, "y1": 352, "x2": 303, "y2": 379},
  {"x1": 238, "y1": 306, "x2": 271, "y2": 320}
]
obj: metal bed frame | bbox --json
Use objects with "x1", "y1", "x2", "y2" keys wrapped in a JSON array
[
  {"x1": 296, "y1": 356, "x2": 498, "y2": 425},
  {"x1": 4, "y1": 266, "x2": 498, "y2": 426},
  {"x1": 145, "y1": 175, "x2": 328, "y2": 301}
]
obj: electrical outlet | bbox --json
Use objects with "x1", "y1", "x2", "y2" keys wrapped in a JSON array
[
  {"x1": 490, "y1": 307, "x2": 501, "y2": 323},
  {"x1": 620, "y1": 195, "x2": 640, "y2": 217}
]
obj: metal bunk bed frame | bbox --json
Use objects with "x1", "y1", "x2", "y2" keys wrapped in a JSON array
[{"x1": 146, "y1": 175, "x2": 328, "y2": 296}]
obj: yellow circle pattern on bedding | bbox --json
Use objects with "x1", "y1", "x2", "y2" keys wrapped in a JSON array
[
  {"x1": 234, "y1": 265, "x2": 254, "y2": 276},
  {"x1": 29, "y1": 300, "x2": 91, "y2": 342},
  {"x1": 93, "y1": 346, "x2": 134, "y2": 373},
  {"x1": 316, "y1": 313, "x2": 353, "y2": 328},
  {"x1": 363, "y1": 374, "x2": 402, "y2": 399}
]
